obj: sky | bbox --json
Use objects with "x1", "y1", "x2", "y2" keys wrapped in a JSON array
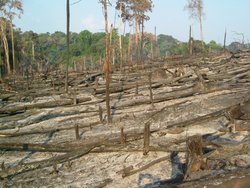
[{"x1": 13, "y1": 0, "x2": 250, "y2": 44}]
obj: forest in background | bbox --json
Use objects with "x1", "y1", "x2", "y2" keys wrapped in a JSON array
[
  {"x1": 1, "y1": 25, "x2": 228, "y2": 76},
  {"x1": 0, "y1": 0, "x2": 249, "y2": 78}
]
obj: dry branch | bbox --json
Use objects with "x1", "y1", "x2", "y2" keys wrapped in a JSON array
[{"x1": 122, "y1": 156, "x2": 169, "y2": 178}]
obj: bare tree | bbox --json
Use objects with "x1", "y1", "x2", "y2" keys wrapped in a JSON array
[
  {"x1": 233, "y1": 31, "x2": 245, "y2": 45},
  {"x1": 130, "y1": 0, "x2": 153, "y2": 64},
  {"x1": 100, "y1": 0, "x2": 112, "y2": 123},
  {"x1": 0, "y1": 18, "x2": 10, "y2": 74},
  {"x1": 6, "y1": 0, "x2": 23, "y2": 74},
  {"x1": 0, "y1": 1, "x2": 11, "y2": 75},
  {"x1": 0, "y1": 0, "x2": 23, "y2": 75},
  {"x1": 65, "y1": 0, "x2": 70, "y2": 93},
  {"x1": 116, "y1": 0, "x2": 153, "y2": 64},
  {"x1": 223, "y1": 28, "x2": 227, "y2": 51},
  {"x1": 118, "y1": 1, "x2": 123, "y2": 68},
  {"x1": 185, "y1": 0, "x2": 204, "y2": 49},
  {"x1": 188, "y1": 25, "x2": 194, "y2": 55}
]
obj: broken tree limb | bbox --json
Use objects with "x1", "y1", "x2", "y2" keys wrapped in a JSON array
[
  {"x1": 165, "y1": 107, "x2": 228, "y2": 130},
  {"x1": 122, "y1": 156, "x2": 169, "y2": 178}
]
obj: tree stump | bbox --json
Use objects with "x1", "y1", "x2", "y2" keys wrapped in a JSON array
[{"x1": 184, "y1": 135, "x2": 207, "y2": 180}]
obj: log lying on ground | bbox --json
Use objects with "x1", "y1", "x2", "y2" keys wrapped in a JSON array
[
  {"x1": 94, "y1": 80, "x2": 162, "y2": 95},
  {"x1": 0, "y1": 97, "x2": 91, "y2": 114},
  {"x1": 0, "y1": 121, "x2": 100, "y2": 137},
  {"x1": 113, "y1": 81, "x2": 231, "y2": 109},
  {"x1": 0, "y1": 142, "x2": 185, "y2": 154},
  {"x1": 0, "y1": 143, "x2": 71, "y2": 153},
  {"x1": 113, "y1": 85, "x2": 196, "y2": 109},
  {"x1": 0, "y1": 145, "x2": 95, "y2": 179},
  {"x1": 0, "y1": 99, "x2": 72, "y2": 114}
]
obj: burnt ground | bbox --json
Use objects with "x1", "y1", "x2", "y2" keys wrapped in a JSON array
[{"x1": 0, "y1": 51, "x2": 250, "y2": 187}]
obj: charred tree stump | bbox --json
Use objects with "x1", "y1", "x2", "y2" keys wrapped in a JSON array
[
  {"x1": 135, "y1": 80, "x2": 139, "y2": 95},
  {"x1": 184, "y1": 135, "x2": 207, "y2": 180},
  {"x1": 52, "y1": 78, "x2": 55, "y2": 92},
  {"x1": 99, "y1": 105, "x2": 103, "y2": 123},
  {"x1": 95, "y1": 77, "x2": 99, "y2": 92},
  {"x1": 1, "y1": 161, "x2": 5, "y2": 171},
  {"x1": 148, "y1": 72, "x2": 153, "y2": 106},
  {"x1": 73, "y1": 87, "x2": 77, "y2": 105},
  {"x1": 120, "y1": 127, "x2": 126, "y2": 144},
  {"x1": 75, "y1": 124, "x2": 80, "y2": 140},
  {"x1": 143, "y1": 122, "x2": 150, "y2": 155},
  {"x1": 225, "y1": 104, "x2": 244, "y2": 133},
  {"x1": 52, "y1": 163, "x2": 59, "y2": 175}
]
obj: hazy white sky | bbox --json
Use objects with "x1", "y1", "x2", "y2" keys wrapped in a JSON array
[{"x1": 14, "y1": 0, "x2": 250, "y2": 44}]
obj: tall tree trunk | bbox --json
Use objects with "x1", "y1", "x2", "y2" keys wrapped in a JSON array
[
  {"x1": 223, "y1": 28, "x2": 227, "y2": 51},
  {"x1": 128, "y1": 33, "x2": 132, "y2": 64},
  {"x1": 110, "y1": 24, "x2": 113, "y2": 65},
  {"x1": 154, "y1": 26, "x2": 157, "y2": 58},
  {"x1": 0, "y1": 19, "x2": 11, "y2": 75},
  {"x1": 32, "y1": 41, "x2": 35, "y2": 64},
  {"x1": 140, "y1": 17, "x2": 144, "y2": 62},
  {"x1": 65, "y1": 0, "x2": 70, "y2": 93},
  {"x1": 150, "y1": 42, "x2": 153, "y2": 59},
  {"x1": 10, "y1": 20, "x2": 15, "y2": 74},
  {"x1": 0, "y1": 47, "x2": 2, "y2": 78},
  {"x1": 103, "y1": 0, "x2": 112, "y2": 123},
  {"x1": 199, "y1": 15, "x2": 204, "y2": 49},
  {"x1": 119, "y1": 1, "x2": 123, "y2": 69},
  {"x1": 135, "y1": 16, "x2": 139, "y2": 65},
  {"x1": 188, "y1": 25, "x2": 193, "y2": 55},
  {"x1": 83, "y1": 56, "x2": 86, "y2": 71}
]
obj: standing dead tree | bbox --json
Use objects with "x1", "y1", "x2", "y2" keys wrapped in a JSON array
[
  {"x1": 116, "y1": 0, "x2": 153, "y2": 65},
  {"x1": 65, "y1": 0, "x2": 70, "y2": 93},
  {"x1": 185, "y1": 0, "x2": 205, "y2": 49},
  {"x1": 188, "y1": 25, "x2": 194, "y2": 55},
  {"x1": 130, "y1": 0, "x2": 153, "y2": 64},
  {"x1": 0, "y1": 18, "x2": 10, "y2": 74},
  {"x1": 6, "y1": 0, "x2": 23, "y2": 74},
  {"x1": 223, "y1": 28, "x2": 227, "y2": 51},
  {"x1": 100, "y1": 0, "x2": 112, "y2": 123}
]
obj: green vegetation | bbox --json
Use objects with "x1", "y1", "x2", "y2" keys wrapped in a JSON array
[
  {"x1": 0, "y1": 24, "x2": 226, "y2": 76},
  {"x1": 156, "y1": 34, "x2": 223, "y2": 56}
]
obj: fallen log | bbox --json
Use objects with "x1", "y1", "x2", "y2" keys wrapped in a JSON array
[
  {"x1": 0, "y1": 97, "x2": 91, "y2": 114},
  {"x1": 0, "y1": 99, "x2": 73, "y2": 114},
  {"x1": 0, "y1": 145, "x2": 95, "y2": 179},
  {"x1": 0, "y1": 141, "x2": 182, "y2": 154},
  {"x1": 0, "y1": 142, "x2": 71, "y2": 153},
  {"x1": 113, "y1": 86, "x2": 196, "y2": 109},
  {"x1": 0, "y1": 121, "x2": 100, "y2": 137}
]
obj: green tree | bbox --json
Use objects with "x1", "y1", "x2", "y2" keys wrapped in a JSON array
[{"x1": 206, "y1": 40, "x2": 222, "y2": 52}]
